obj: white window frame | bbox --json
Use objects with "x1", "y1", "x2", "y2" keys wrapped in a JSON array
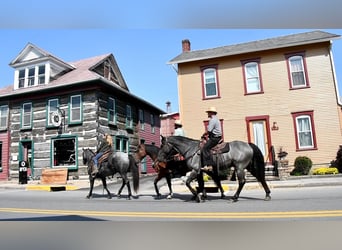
[
  {"x1": 69, "y1": 95, "x2": 82, "y2": 124},
  {"x1": 150, "y1": 114, "x2": 155, "y2": 134},
  {"x1": 289, "y1": 55, "x2": 307, "y2": 88},
  {"x1": 139, "y1": 109, "x2": 144, "y2": 130},
  {"x1": 47, "y1": 99, "x2": 59, "y2": 127},
  {"x1": 126, "y1": 105, "x2": 133, "y2": 129},
  {"x1": 295, "y1": 115, "x2": 314, "y2": 149},
  {"x1": 0, "y1": 105, "x2": 9, "y2": 129},
  {"x1": 108, "y1": 97, "x2": 117, "y2": 125},
  {"x1": 202, "y1": 67, "x2": 218, "y2": 98},
  {"x1": 244, "y1": 62, "x2": 261, "y2": 93},
  {"x1": 21, "y1": 102, "x2": 32, "y2": 129}
]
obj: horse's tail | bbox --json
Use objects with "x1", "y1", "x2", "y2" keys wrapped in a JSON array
[
  {"x1": 129, "y1": 154, "x2": 140, "y2": 193},
  {"x1": 248, "y1": 143, "x2": 266, "y2": 181}
]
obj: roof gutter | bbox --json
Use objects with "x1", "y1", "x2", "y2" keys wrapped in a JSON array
[{"x1": 329, "y1": 41, "x2": 342, "y2": 106}]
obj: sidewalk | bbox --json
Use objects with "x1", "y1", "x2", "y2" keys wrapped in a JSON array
[{"x1": 1, "y1": 174, "x2": 342, "y2": 192}]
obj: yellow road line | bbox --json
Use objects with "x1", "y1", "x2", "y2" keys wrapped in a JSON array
[{"x1": 1, "y1": 208, "x2": 342, "y2": 219}]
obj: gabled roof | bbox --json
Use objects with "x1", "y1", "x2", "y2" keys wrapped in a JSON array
[
  {"x1": 168, "y1": 30, "x2": 341, "y2": 65},
  {"x1": 9, "y1": 42, "x2": 75, "y2": 71}
]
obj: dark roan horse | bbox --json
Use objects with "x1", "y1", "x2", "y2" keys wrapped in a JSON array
[
  {"x1": 82, "y1": 148, "x2": 139, "y2": 200},
  {"x1": 157, "y1": 136, "x2": 271, "y2": 202},
  {"x1": 135, "y1": 143, "x2": 190, "y2": 199},
  {"x1": 135, "y1": 143, "x2": 225, "y2": 200}
]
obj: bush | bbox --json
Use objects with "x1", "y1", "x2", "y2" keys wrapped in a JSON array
[
  {"x1": 290, "y1": 156, "x2": 312, "y2": 176},
  {"x1": 312, "y1": 167, "x2": 338, "y2": 175},
  {"x1": 330, "y1": 145, "x2": 342, "y2": 173}
]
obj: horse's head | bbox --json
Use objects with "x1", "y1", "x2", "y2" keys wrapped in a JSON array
[
  {"x1": 82, "y1": 148, "x2": 95, "y2": 165},
  {"x1": 136, "y1": 144, "x2": 147, "y2": 160},
  {"x1": 156, "y1": 137, "x2": 179, "y2": 167}
]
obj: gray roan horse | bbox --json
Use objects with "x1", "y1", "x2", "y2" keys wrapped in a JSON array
[
  {"x1": 82, "y1": 148, "x2": 139, "y2": 200},
  {"x1": 157, "y1": 136, "x2": 271, "y2": 202}
]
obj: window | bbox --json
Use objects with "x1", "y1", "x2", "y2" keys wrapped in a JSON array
[
  {"x1": 21, "y1": 102, "x2": 32, "y2": 129},
  {"x1": 51, "y1": 136, "x2": 77, "y2": 169},
  {"x1": 18, "y1": 69, "x2": 25, "y2": 88},
  {"x1": 115, "y1": 136, "x2": 129, "y2": 153},
  {"x1": 241, "y1": 59, "x2": 263, "y2": 94},
  {"x1": 126, "y1": 105, "x2": 133, "y2": 129},
  {"x1": 47, "y1": 99, "x2": 59, "y2": 127},
  {"x1": 15, "y1": 64, "x2": 47, "y2": 89},
  {"x1": 150, "y1": 114, "x2": 155, "y2": 134},
  {"x1": 292, "y1": 111, "x2": 317, "y2": 150},
  {"x1": 108, "y1": 97, "x2": 117, "y2": 125},
  {"x1": 38, "y1": 65, "x2": 45, "y2": 84},
  {"x1": 285, "y1": 52, "x2": 309, "y2": 89},
  {"x1": 201, "y1": 66, "x2": 219, "y2": 99},
  {"x1": 139, "y1": 109, "x2": 144, "y2": 130},
  {"x1": 28, "y1": 67, "x2": 35, "y2": 86},
  {"x1": 69, "y1": 95, "x2": 82, "y2": 124},
  {"x1": 0, "y1": 142, "x2": 2, "y2": 172},
  {"x1": 0, "y1": 105, "x2": 8, "y2": 129}
]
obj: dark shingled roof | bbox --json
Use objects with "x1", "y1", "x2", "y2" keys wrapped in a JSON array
[{"x1": 168, "y1": 30, "x2": 340, "y2": 65}]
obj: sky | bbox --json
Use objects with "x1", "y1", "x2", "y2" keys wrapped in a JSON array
[{"x1": 0, "y1": 1, "x2": 342, "y2": 112}]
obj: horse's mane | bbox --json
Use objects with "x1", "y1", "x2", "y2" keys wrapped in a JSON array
[
  {"x1": 144, "y1": 144, "x2": 160, "y2": 155},
  {"x1": 169, "y1": 136, "x2": 199, "y2": 144}
]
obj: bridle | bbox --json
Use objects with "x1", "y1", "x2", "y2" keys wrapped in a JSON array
[{"x1": 153, "y1": 140, "x2": 201, "y2": 168}]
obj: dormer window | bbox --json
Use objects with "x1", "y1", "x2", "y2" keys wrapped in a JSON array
[{"x1": 16, "y1": 64, "x2": 47, "y2": 89}]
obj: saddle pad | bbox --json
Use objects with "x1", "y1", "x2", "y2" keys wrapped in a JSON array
[
  {"x1": 98, "y1": 150, "x2": 111, "y2": 164},
  {"x1": 211, "y1": 142, "x2": 230, "y2": 154}
]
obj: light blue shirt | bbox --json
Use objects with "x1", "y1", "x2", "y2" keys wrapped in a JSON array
[
  {"x1": 207, "y1": 115, "x2": 222, "y2": 136},
  {"x1": 174, "y1": 128, "x2": 185, "y2": 136}
]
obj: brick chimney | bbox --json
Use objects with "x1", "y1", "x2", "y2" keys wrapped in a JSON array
[{"x1": 182, "y1": 39, "x2": 191, "y2": 52}]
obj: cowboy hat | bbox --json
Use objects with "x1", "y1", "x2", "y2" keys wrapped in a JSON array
[
  {"x1": 206, "y1": 106, "x2": 217, "y2": 113},
  {"x1": 174, "y1": 119, "x2": 182, "y2": 126}
]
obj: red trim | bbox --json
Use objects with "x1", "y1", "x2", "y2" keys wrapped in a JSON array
[
  {"x1": 241, "y1": 58, "x2": 264, "y2": 95},
  {"x1": 284, "y1": 51, "x2": 310, "y2": 90},
  {"x1": 291, "y1": 110, "x2": 317, "y2": 151},
  {"x1": 200, "y1": 64, "x2": 221, "y2": 100}
]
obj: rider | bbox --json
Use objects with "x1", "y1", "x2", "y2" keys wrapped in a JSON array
[
  {"x1": 173, "y1": 119, "x2": 186, "y2": 136},
  {"x1": 201, "y1": 107, "x2": 222, "y2": 172},
  {"x1": 91, "y1": 133, "x2": 113, "y2": 177}
]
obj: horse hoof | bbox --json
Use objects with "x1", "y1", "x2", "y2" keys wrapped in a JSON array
[
  {"x1": 220, "y1": 194, "x2": 226, "y2": 199},
  {"x1": 166, "y1": 194, "x2": 172, "y2": 199},
  {"x1": 264, "y1": 196, "x2": 271, "y2": 201},
  {"x1": 86, "y1": 196, "x2": 91, "y2": 199},
  {"x1": 107, "y1": 196, "x2": 112, "y2": 199}
]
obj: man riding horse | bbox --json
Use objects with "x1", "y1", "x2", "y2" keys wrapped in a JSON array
[{"x1": 201, "y1": 106, "x2": 222, "y2": 172}]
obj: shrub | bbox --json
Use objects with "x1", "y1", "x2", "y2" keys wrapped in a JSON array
[
  {"x1": 290, "y1": 156, "x2": 312, "y2": 176},
  {"x1": 313, "y1": 167, "x2": 338, "y2": 175},
  {"x1": 330, "y1": 145, "x2": 342, "y2": 173}
]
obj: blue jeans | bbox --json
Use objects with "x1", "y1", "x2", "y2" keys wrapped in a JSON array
[{"x1": 93, "y1": 152, "x2": 104, "y2": 166}]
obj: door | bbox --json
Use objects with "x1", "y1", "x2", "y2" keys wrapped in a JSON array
[{"x1": 247, "y1": 118, "x2": 271, "y2": 163}]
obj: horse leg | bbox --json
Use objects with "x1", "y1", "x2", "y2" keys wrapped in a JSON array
[
  {"x1": 125, "y1": 179, "x2": 133, "y2": 200},
  {"x1": 117, "y1": 179, "x2": 126, "y2": 198},
  {"x1": 257, "y1": 177, "x2": 271, "y2": 201},
  {"x1": 206, "y1": 170, "x2": 225, "y2": 199},
  {"x1": 231, "y1": 168, "x2": 246, "y2": 202},
  {"x1": 101, "y1": 177, "x2": 112, "y2": 199},
  {"x1": 154, "y1": 173, "x2": 163, "y2": 198},
  {"x1": 195, "y1": 171, "x2": 206, "y2": 203},
  {"x1": 86, "y1": 176, "x2": 95, "y2": 199},
  {"x1": 185, "y1": 170, "x2": 199, "y2": 199},
  {"x1": 165, "y1": 171, "x2": 173, "y2": 199}
]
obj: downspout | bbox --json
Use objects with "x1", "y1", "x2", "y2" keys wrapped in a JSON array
[{"x1": 329, "y1": 41, "x2": 342, "y2": 106}]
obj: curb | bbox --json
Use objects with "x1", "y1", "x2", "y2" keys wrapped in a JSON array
[{"x1": 26, "y1": 184, "x2": 79, "y2": 191}]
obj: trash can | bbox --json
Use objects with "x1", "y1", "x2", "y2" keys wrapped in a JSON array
[{"x1": 19, "y1": 160, "x2": 28, "y2": 184}]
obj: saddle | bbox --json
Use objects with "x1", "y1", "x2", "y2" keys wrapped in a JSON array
[
  {"x1": 211, "y1": 142, "x2": 230, "y2": 155},
  {"x1": 97, "y1": 150, "x2": 112, "y2": 165},
  {"x1": 200, "y1": 137, "x2": 230, "y2": 155}
]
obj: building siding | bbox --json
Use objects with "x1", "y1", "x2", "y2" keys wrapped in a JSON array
[{"x1": 177, "y1": 42, "x2": 342, "y2": 166}]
